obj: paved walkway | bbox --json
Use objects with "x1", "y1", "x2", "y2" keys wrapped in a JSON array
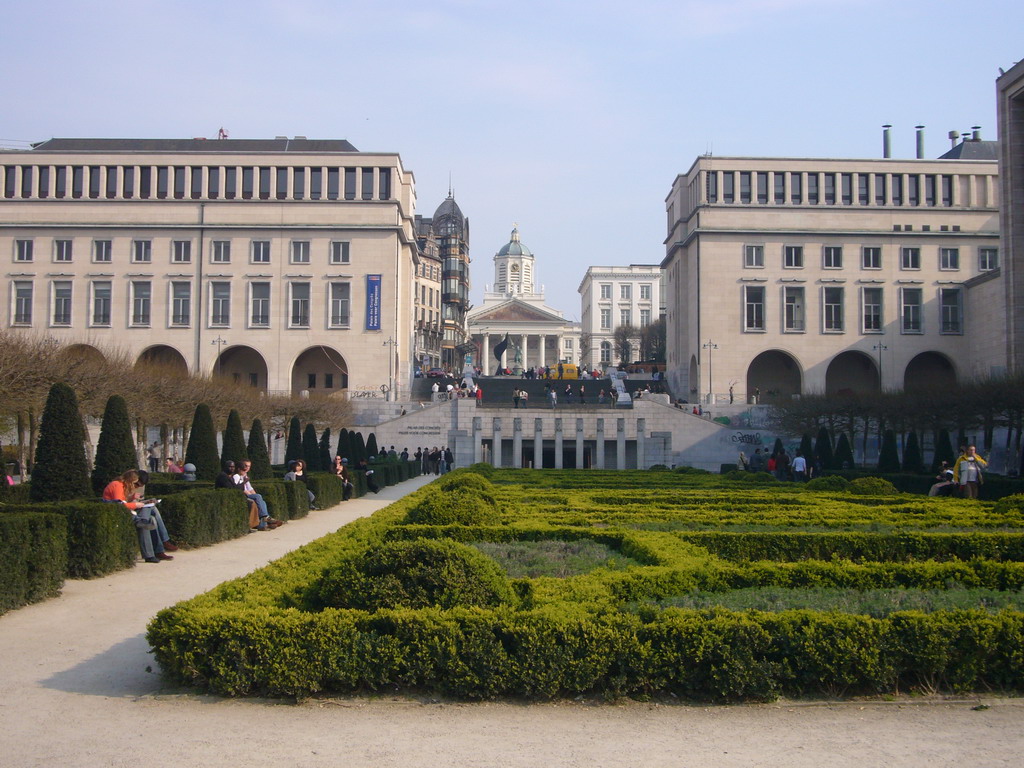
[{"x1": 1, "y1": 472, "x2": 1022, "y2": 767}]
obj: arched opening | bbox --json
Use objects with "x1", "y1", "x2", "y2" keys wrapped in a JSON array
[
  {"x1": 826, "y1": 350, "x2": 878, "y2": 395},
  {"x1": 747, "y1": 350, "x2": 802, "y2": 401},
  {"x1": 215, "y1": 345, "x2": 269, "y2": 390},
  {"x1": 599, "y1": 340, "x2": 612, "y2": 366},
  {"x1": 291, "y1": 346, "x2": 349, "y2": 397},
  {"x1": 904, "y1": 352, "x2": 957, "y2": 392},
  {"x1": 137, "y1": 345, "x2": 188, "y2": 376},
  {"x1": 65, "y1": 343, "x2": 105, "y2": 362}
]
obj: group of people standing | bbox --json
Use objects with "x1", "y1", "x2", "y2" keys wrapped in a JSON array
[
  {"x1": 415, "y1": 446, "x2": 453, "y2": 475},
  {"x1": 738, "y1": 448, "x2": 816, "y2": 482}
]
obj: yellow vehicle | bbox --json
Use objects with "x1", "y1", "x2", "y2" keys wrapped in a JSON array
[{"x1": 545, "y1": 363, "x2": 578, "y2": 380}]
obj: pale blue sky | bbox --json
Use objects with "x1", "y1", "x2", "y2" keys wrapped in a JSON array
[{"x1": 2, "y1": 0, "x2": 1020, "y2": 316}]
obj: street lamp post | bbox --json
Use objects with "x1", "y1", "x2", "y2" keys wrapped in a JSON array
[
  {"x1": 211, "y1": 336, "x2": 227, "y2": 377},
  {"x1": 703, "y1": 338, "x2": 718, "y2": 405},
  {"x1": 873, "y1": 342, "x2": 888, "y2": 392},
  {"x1": 382, "y1": 336, "x2": 397, "y2": 402}
]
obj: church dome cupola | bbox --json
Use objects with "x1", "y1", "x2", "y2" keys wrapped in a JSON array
[{"x1": 493, "y1": 225, "x2": 535, "y2": 295}]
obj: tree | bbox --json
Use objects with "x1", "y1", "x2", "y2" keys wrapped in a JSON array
[
  {"x1": 835, "y1": 433, "x2": 854, "y2": 468},
  {"x1": 902, "y1": 431, "x2": 924, "y2": 473},
  {"x1": 366, "y1": 432, "x2": 380, "y2": 460},
  {"x1": 613, "y1": 324, "x2": 639, "y2": 366},
  {"x1": 355, "y1": 432, "x2": 367, "y2": 464},
  {"x1": 933, "y1": 428, "x2": 956, "y2": 472},
  {"x1": 878, "y1": 429, "x2": 900, "y2": 473},
  {"x1": 799, "y1": 433, "x2": 814, "y2": 461},
  {"x1": 337, "y1": 428, "x2": 350, "y2": 461},
  {"x1": 285, "y1": 416, "x2": 303, "y2": 466},
  {"x1": 184, "y1": 403, "x2": 220, "y2": 481},
  {"x1": 639, "y1": 318, "x2": 666, "y2": 363},
  {"x1": 772, "y1": 437, "x2": 785, "y2": 457},
  {"x1": 31, "y1": 382, "x2": 91, "y2": 501},
  {"x1": 91, "y1": 394, "x2": 138, "y2": 494},
  {"x1": 302, "y1": 422, "x2": 320, "y2": 470},
  {"x1": 814, "y1": 427, "x2": 835, "y2": 472},
  {"x1": 247, "y1": 418, "x2": 272, "y2": 479},
  {"x1": 578, "y1": 332, "x2": 591, "y2": 367},
  {"x1": 221, "y1": 409, "x2": 248, "y2": 466},
  {"x1": 319, "y1": 427, "x2": 333, "y2": 470}
]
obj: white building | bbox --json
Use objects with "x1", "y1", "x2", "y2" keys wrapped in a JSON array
[
  {"x1": 0, "y1": 137, "x2": 418, "y2": 399},
  {"x1": 467, "y1": 227, "x2": 578, "y2": 374},
  {"x1": 578, "y1": 264, "x2": 663, "y2": 369},
  {"x1": 662, "y1": 146, "x2": 1001, "y2": 403}
]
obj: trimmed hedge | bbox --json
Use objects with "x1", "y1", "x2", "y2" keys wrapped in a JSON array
[
  {"x1": 159, "y1": 489, "x2": 250, "y2": 547},
  {"x1": 0, "y1": 512, "x2": 66, "y2": 614}
]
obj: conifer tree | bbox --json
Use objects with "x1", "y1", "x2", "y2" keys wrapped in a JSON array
[
  {"x1": 933, "y1": 428, "x2": 956, "y2": 472},
  {"x1": 319, "y1": 427, "x2": 333, "y2": 470},
  {"x1": 835, "y1": 433, "x2": 855, "y2": 468},
  {"x1": 355, "y1": 432, "x2": 367, "y2": 463},
  {"x1": 302, "y1": 422, "x2": 320, "y2": 470},
  {"x1": 184, "y1": 403, "x2": 220, "y2": 481},
  {"x1": 337, "y1": 428, "x2": 350, "y2": 461},
  {"x1": 31, "y1": 382, "x2": 92, "y2": 502},
  {"x1": 878, "y1": 429, "x2": 901, "y2": 473},
  {"x1": 366, "y1": 432, "x2": 379, "y2": 460},
  {"x1": 814, "y1": 427, "x2": 835, "y2": 471},
  {"x1": 91, "y1": 394, "x2": 137, "y2": 494},
  {"x1": 902, "y1": 431, "x2": 924, "y2": 473},
  {"x1": 284, "y1": 416, "x2": 303, "y2": 466},
  {"x1": 221, "y1": 409, "x2": 248, "y2": 466},
  {"x1": 799, "y1": 433, "x2": 814, "y2": 461},
  {"x1": 247, "y1": 418, "x2": 272, "y2": 479},
  {"x1": 772, "y1": 437, "x2": 784, "y2": 457}
]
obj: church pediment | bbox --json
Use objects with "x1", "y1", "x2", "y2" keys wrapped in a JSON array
[{"x1": 470, "y1": 299, "x2": 565, "y2": 324}]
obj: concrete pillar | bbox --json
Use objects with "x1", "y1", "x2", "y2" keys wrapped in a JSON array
[
  {"x1": 885, "y1": 173, "x2": 894, "y2": 206},
  {"x1": 473, "y1": 416, "x2": 483, "y2": 464},
  {"x1": 512, "y1": 417, "x2": 522, "y2": 469},
  {"x1": 616, "y1": 418, "x2": 626, "y2": 470},
  {"x1": 303, "y1": 166, "x2": 312, "y2": 200},
  {"x1": 917, "y1": 173, "x2": 926, "y2": 206},
  {"x1": 539, "y1": 334, "x2": 546, "y2": 368},
  {"x1": 554, "y1": 418, "x2": 563, "y2": 469},
  {"x1": 520, "y1": 334, "x2": 527, "y2": 371},
  {"x1": 491, "y1": 417, "x2": 502, "y2": 467},
  {"x1": 851, "y1": 172, "x2": 860, "y2": 206},
  {"x1": 951, "y1": 174, "x2": 961, "y2": 207},
  {"x1": 783, "y1": 170, "x2": 792, "y2": 204},
  {"x1": 533, "y1": 418, "x2": 543, "y2": 469},
  {"x1": 482, "y1": 333, "x2": 490, "y2": 375},
  {"x1": 575, "y1": 418, "x2": 585, "y2": 469},
  {"x1": 595, "y1": 418, "x2": 605, "y2": 469},
  {"x1": 636, "y1": 418, "x2": 646, "y2": 469},
  {"x1": 800, "y1": 171, "x2": 809, "y2": 204}
]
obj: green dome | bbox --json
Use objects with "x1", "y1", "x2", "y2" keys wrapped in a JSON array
[{"x1": 496, "y1": 227, "x2": 532, "y2": 257}]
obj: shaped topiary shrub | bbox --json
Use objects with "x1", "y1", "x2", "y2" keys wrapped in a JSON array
[
  {"x1": 847, "y1": 476, "x2": 900, "y2": 496},
  {"x1": 805, "y1": 475, "x2": 850, "y2": 492},
  {"x1": 724, "y1": 470, "x2": 775, "y2": 483},
  {"x1": 992, "y1": 494, "x2": 1024, "y2": 518},
  {"x1": 406, "y1": 485, "x2": 499, "y2": 526},
  {"x1": 834, "y1": 433, "x2": 855, "y2": 469},
  {"x1": 465, "y1": 462, "x2": 495, "y2": 478},
  {"x1": 307, "y1": 538, "x2": 515, "y2": 611},
  {"x1": 91, "y1": 394, "x2": 138, "y2": 494},
  {"x1": 302, "y1": 423, "x2": 320, "y2": 471},
  {"x1": 284, "y1": 416, "x2": 303, "y2": 466},
  {"x1": 437, "y1": 471, "x2": 494, "y2": 495},
  {"x1": 878, "y1": 430, "x2": 900, "y2": 473},
  {"x1": 221, "y1": 409, "x2": 248, "y2": 467},
  {"x1": 184, "y1": 403, "x2": 220, "y2": 482},
  {"x1": 247, "y1": 418, "x2": 272, "y2": 480},
  {"x1": 31, "y1": 382, "x2": 91, "y2": 502}
]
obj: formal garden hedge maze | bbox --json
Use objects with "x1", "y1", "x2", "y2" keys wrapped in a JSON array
[{"x1": 147, "y1": 467, "x2": 1024, "y2": 702}]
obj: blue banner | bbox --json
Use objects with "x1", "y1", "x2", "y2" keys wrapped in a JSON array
[{"x1": 365, "y1": 274, "x2": 382, "y2": 330}]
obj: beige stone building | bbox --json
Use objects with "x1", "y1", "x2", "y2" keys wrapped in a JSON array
[
  {"x1": 0, "y1": 137, "x2": 417, "y2": 399},
  {"x1": 998, "y1": 60, "x2": 1024, "y2": 372},
  {"x1": 662, "y1": 149, "x2": 1002, "y2": 403},
  {"x1": 578, "y1": 264, "x2": 663, "y2": 369}
]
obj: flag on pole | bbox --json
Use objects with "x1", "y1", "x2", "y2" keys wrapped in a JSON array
[{"x1": 493, "y1": 333, "x2": 509, "y2": 363}]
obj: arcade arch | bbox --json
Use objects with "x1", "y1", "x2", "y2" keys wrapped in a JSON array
[
  {"x1": 825, "y1": 350, "x2": 878, "y2": 395},
  {"x1": 215, "y1": 345, "x2": 269, "y2": 390},
  {"x1": 291, "y1": 346, "x2": 349, "y2": 397},
  {"x1": 904, "y1": 352, "x2": 957, "y2": 391},
  {"x1": 747, "y1": 350, "x2": 802, "y2": 400},
  {"x1": 136, "y1": 345, "x2": 188, "y2": 375}
]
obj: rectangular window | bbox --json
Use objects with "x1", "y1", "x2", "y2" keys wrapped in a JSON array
[
  {"x1": 15, "y1": 239, "x2": 33, "y2": 262},
  {"x1": 940, "y1": 288, "x2": 963, "y2": 334},
  {"x1": 291, "y1": 241, "x2": 310, "y2": 264},
  {"x1": 251, "y1": 240, "x2": 270, "y2": 263},
  {"x1": 784, "y1": 286, "x2": 804, "y2": 332},
  {"x1": 93, "y1": 239, "x2": 112, "y2": 263},
  {"x1": 600, "y1": 308, "x2": 611, "y2": 329},
  {"x1": 378, "y1": 168, "x2": 391, "y2": 200},
  {"x1": 784, "y1": 245, "x2": 803, "y2": 268},
  {"x1": 91, "y1": 281, "x2": 111, "y2": 326},
  {"x1": 823, "y1": 246, "x2": 843, "y2": 269},
  {"x1": 51, "y1": 281, "x2": 72, "y2": 325},
  {"x1": 790, "y1": 173, "x2": 802, "y2": 204},
  {"x1": 206, "y1": 240, "x2": 229, "y2": 264},
  {"x1": 330, "y1": 241, "x2": 350, "y2": 264},
  {"x1": 599, "y1": 342, "x2": 611, "y2": 363},
  {"x1": 132, "y1": 240, "x2": 151, "y2": 263},
  {"x1": 258, "y1": 166, "x2": 271, "y2": 200},
  {"x1": 329, "y1": 282, "x2": 351, "y2": 327},
  {"x1": 172, "y1": 240, "x2": 192, "y2": 263},
  {"x1": 210, "y1": 282, "x2": 230, "y2": 326},
  {"x1": 807, "y1": 174, "x2": 819, "y2": 204},
  {"x1": 774, "y1": 172, "x2": 785, "y2": 204},
  {"x1": 640, "y1": 283, "x2": 652, "y2": 300},
  {"x1": 309, "y1": 167, "x2": 322, "y2": 200},
  {"x1": 620, "y1": 309, "x2": 631, "y2": 326},
  {"x1": 208, "y1": 167, "x2": 219, "y2": 199},
  {"x1": 276, "y1": 167, "x2": 288, "y2": 200},
  {"x1": 862, "y1": 287, "x2": 883, "y2": 333},
  {"x1": 979, "y1": 247, "x2": 998, "y2": 271},
  {"x1": 324, "y1": 373, "x2": 334, "y2": 388},
  {"x1": 131, "y1": 281, "x2": 151, "y2": 326},
  {"x1": 900, "y1": 287, "x2": 922, "y2": 333},
  {"x1": 620, "y1": 284, "x2": 632, "y2": 300},
  {"x1": 290, "y1": 282, "x2": 310, "y2": 327},
  {"x1": 250, "y1": 282, "x2": 270, "y2": 327},
  {"x1": 939, "y1": 247, "x2": 960, "y2": 270},
  {"x1": 171, "y1": 282, "x2": 191, "y2": 326},
  {"x1": 599, "y1": 283, "x2": 611, "y2": 299},
  {"x1": 13, "y1": 281, "x2": 33, "y2": 325},
  {"x1": 739, "y1": 171, "x2": 751, "y2": 203},
  {"x1": 344, "y1": 167, "x2": 357, "y2": 200},
  {"x1": 862, "y1": 246, "x2": 881, "y2": 269},
  {"x1": 744, "y1": 286, "x2": 765, "y2": 331},
  {"x1": 900, "y1": 247, "x2": 920, "y2": 270},
  {"x1": 361, "y1": 168, "x2": 374, "y2": 200},
  {"x1": 307, "y1": 373, "x2": 317, "y2": 389},
  {"x1": 640, "y1": 309, "x2": 651, "y2": 327},
  {"x1": 744, "y1": 244, "x2": 764, "y2": 267},
  {"x1": 823, "y1": 287, "x2": 844, "y2": 332},
  {"x1": 54, "y1": 239, "x2": 73, "y2": 262}
]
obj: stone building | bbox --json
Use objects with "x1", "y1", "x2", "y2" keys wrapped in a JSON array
[
  {"x1": 578, "y1": 264, "x2": 663, "y2": 369},
  {"x1": 998, "y1": 60, "x2": 1024, "y2": 372}
]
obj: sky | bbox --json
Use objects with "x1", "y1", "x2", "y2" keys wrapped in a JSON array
[{"x1": 2, "y1": 0, "x2": 1021, "y2": 318}]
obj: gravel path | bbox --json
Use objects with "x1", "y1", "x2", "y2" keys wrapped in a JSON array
[{"x1": 1, "y1": 473, "x2": 1022, "y2": 767}]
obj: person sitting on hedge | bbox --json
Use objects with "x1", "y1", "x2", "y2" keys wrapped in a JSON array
[
  {"x1": 356, "y1": 458, "x2": 380, "y2": 494},
  {"x1": 236, "y1": 460, "x2": 282, "y2": 530},
  {"x1": 164, "y1": 457, "x2": 183, "y2": 475},
  {"x1": 332, "y1": 456, "x2": 354, "y2": 500},
  {"x1": 101, "y1": 469, "x2": 174, "y2": 563},
  {"x1": 284, "y1": 459, "x2": 317, "y2": 508},
  {"x1": 134, "y1": 471, "x2": 178, "y2": 554}
]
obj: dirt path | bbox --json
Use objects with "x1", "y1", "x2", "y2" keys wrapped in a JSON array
[{"x1": 1, "y1": 474, "x2": 1022, "y2": 767}]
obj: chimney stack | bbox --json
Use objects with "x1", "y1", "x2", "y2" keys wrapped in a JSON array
[
  {"x1": 882, "y1": 124, "x2": 892, "y2": 158},
  {"x1": 915, "y1": 125, "x2": 925, "y2": 159},
  {"x1": 972, "y1": 125, "x2": 982, "y2": 141},
  {"x1": 948, "y1": 130, "x2": 960, "y2": 149}
]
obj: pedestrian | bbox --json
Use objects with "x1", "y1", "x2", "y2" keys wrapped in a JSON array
[
  {"x1": 792, "y1": 451, "x2": 807, "y2": 481},
  {"x1": 953, "y1": 445, "x2": 987, "y2": 499},
  {"x1": 513, "y1": 387, "x2": 521, "y2": 409}
]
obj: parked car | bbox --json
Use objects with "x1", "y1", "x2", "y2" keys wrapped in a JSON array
[{"x1": 426, "y1": 368, "x2": 447, "y2": 378}]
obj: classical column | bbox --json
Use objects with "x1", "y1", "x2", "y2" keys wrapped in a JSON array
[
  {"x1": 512, "y1": 417, "x2": 523, "y2": 469},
  {"x1": 554, "y1": 418, "x2": 563, "y2": 469},
  {"x1": 636, "y1": 418, "x2": 646, "y2": 469},
  {"x1": 539, "y1": 334, "x2": 546, "y2": 368},
  {"x1": 575, "y1": 418, "x2": 585, "y2": 469},
  {"x1": 533, "y1": 418, "x2": 543, "y2": 469},
  {"x1": 951, "y1": 174, "x2": 961, "y2": 207},
  {"x1": 616, "y1": 418, "x2": 626, "y2": 470},
  {"x1": 473, "y1": 417, "x2": 483, "y2": 464},
  {"x1": 482, "y1": 333, "x2": 490, "y2": 375},
  {"x1": 783, "y1": 170, "x2": 792, "y2": 205},
  {"x1": 556, "y1": 335, "x2": 563, "y2": 365},
  {"x1": 520, "y1": 334, "x2": 528, "y2": 371},
  {"x1": 491, "y1": 417, "x2": 503, "y2": 467},
  {"x1": 595, "y1": 419, "x2": 605, "y2": 469}
]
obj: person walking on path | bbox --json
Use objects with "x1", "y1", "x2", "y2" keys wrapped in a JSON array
[{"x1": 953, "y1": 445, "x2": 988, "y2": 499}]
